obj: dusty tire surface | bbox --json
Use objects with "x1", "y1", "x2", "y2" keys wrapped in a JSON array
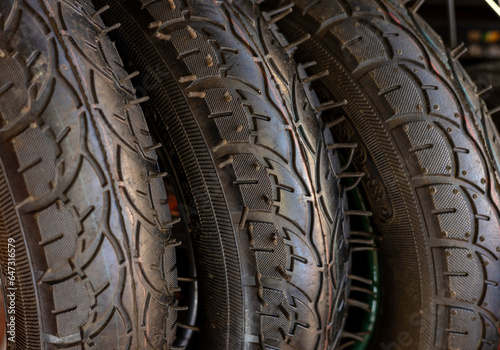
[
  {"x1": 93, "y1": 0, "x2": 348, "y2": 349},
  {"x1": 261, "y1": 0, "x2": 500, "y2": 348},
  {"x1": 0, "y1": 0, "x2": 178, "y2": 348}
]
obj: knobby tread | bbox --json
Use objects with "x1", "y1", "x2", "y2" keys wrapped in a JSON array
[
  {"x1": 94, "y1": 0, "x2": 347, "y2": 348},
  {"x1": 0, "y1": 0, "x2": 178, "y2": 348},
  {"x1": 262, "y1": 0, "x2": 500, "y2": 348}
]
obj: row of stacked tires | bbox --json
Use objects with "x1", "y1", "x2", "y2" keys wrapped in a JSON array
[{"x1": 0, "y1": 0, "x2": 498, "y2": 349}]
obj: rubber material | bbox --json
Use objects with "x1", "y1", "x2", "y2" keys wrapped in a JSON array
[
  {"x1": 93, "y1": 0, "x2": 348, "y2": 348},
  {"x1": 466, "y1": 60, "x2": 500, "y2": 113},
  {"x1": 0, "y1": 0, "x2": 178, "y2": 348},
  {"x1": 466, "y1": 61, "x2": 500, "y2": 168},
  {"x1": 262, "y1": 0, "x2": 500, "y2": 348}
]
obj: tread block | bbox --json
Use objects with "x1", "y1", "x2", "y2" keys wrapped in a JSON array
[{"x1": 205, "y1": 88, "x2": 251, "y2": 142}]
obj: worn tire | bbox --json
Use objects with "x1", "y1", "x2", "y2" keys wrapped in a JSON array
[
  {"x1": 262, "y1": 0, "x2": 500, "y2": 349},
  {"x1": 93, "y1": 0, "x2": 348, "y2": 349},
  {"x1": 0, "y1": 0, "x2": 178, "y2": 348}
]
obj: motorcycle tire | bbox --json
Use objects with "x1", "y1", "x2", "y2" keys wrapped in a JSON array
[
  {"x1": 466, "y1": 60, "x2": 500, "y2": 112},
  {"x1": 466, "y1": 61, "x2": 500, "y2": 163},
  {"x1": 93, "y1": 0, "x2": 348, "y2": 348},
  {"x1": 0, "y1": 0, "x2": 179, "y2": 348},
  {"x1": 261, "y1": 0, "x2": 500, "y2": 348}
]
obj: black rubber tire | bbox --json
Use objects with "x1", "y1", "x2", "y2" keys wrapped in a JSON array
[
  {"x1": 92, "y1": 0, "x2": 348, "y2": 349},
  {"x1": 466, "y1": 61, "x2": 500, "y2": 112},
  {"x1": 465, "y1": 61, "x2": 500, "y2": 110},
  {"x1": 0, "y1": 0, "x2": 179, "y2": 348},
  {"x1": 466, "y1": 61, "x2": 500, "y2": 164},
  {"x1": 261, "y1": 0, "x2": 500, "y2": 349}
]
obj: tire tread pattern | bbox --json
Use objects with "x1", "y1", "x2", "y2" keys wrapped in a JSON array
[
  {"x1": 95, "y1": 0, "x2": 346, "y2": 348},
  {"x1": 264, "y1": 0, "x2": 500, "y2": 348},
  {"x1": 0, "y1": 0, "x2": 178, "y2": 348}
]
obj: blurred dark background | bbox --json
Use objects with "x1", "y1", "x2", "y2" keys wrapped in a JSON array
[
  {"x1": 417, "y1": 0, "x2": 500, "y2": 112},
  {"x1": 419, "y1": 0, "x2": 500, "y2": 62}
]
